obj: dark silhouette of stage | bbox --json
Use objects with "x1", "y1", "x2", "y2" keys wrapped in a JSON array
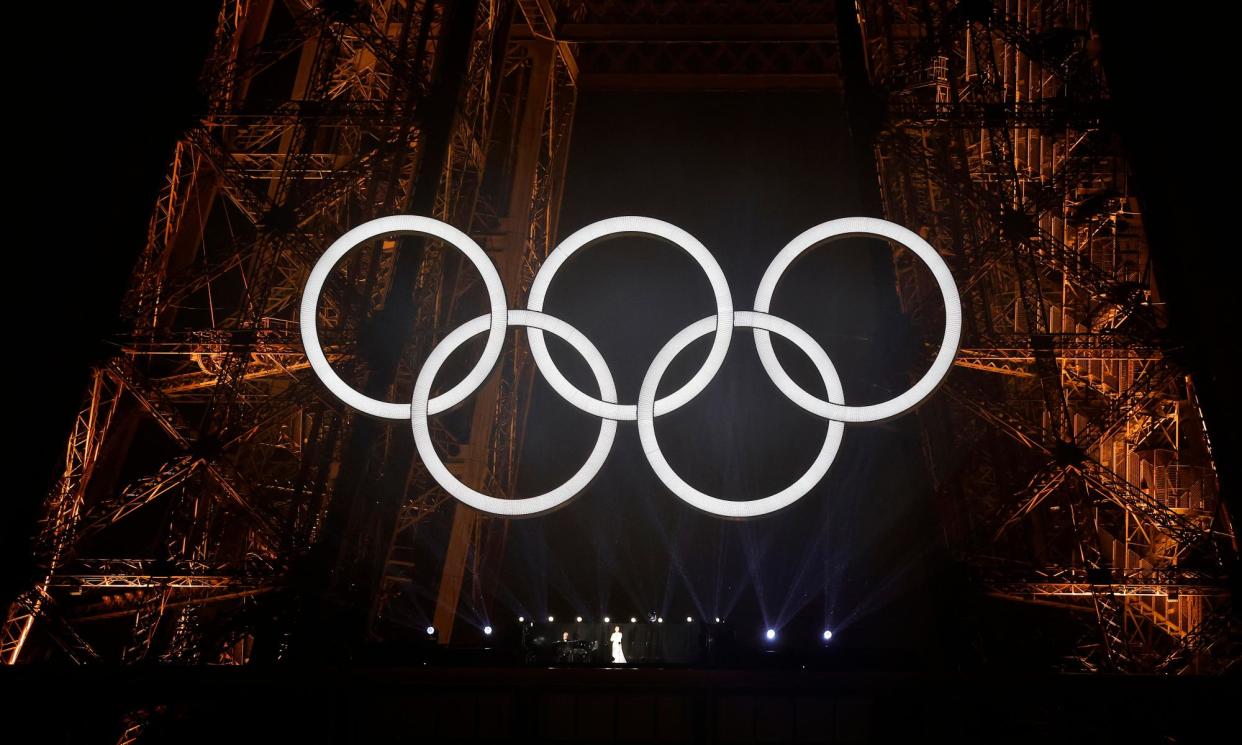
[{"x1": 6, "y1": 664, "x2": 1230, "y2": 744}]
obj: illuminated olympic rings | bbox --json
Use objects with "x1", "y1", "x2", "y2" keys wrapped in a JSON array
[{"x1": 300, "y1": 215, "x2": 961, "y2": 518}]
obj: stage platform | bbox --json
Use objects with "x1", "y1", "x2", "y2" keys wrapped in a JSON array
[{"x1": 523, "y1": 621, "x2": 707, "y2": 665}]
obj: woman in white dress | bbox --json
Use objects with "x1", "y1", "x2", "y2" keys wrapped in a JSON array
[{"x1": 610, "y1": 625, "x2": 626, "y2": 664}]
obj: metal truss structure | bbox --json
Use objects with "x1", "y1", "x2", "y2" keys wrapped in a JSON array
[
  {"x1": 2, "y1": 0, "x2": 581, "y2": 673},
  {"x1": 4, "y1": 0, "x2": 854, "y2": 677},
  {"x1": 856, "y1": 0, "x2": 1238, "y2": 672},
  {"x1": 4, "y1": 3, "x2": 1236, "y2": 727}
]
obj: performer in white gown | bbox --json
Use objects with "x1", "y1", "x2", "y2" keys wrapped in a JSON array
[{"x1": 610, "y1": 625, "x2": 626, "y2": 664}]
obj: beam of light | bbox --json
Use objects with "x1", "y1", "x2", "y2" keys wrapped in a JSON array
[
  {"x1": 773, "y1": 481, "x2": 840, "y2": 629},
  {"x1": 734, "y1": 522, "x2": 776, "y2": 627},
  {"x1": 712, "y1": 521, "x2": 727, "y2": 625},
  {"x1": 513, "y1": 525, "x2": 550, "y2": 620},
  {"x1": 587, "y1": 513, "x2": 620, "y2": 624},
  {"x1": 820, "y1": 436, "x2": 941, "y2": 635},
  {"x1": 611, "y1": 490, "x2": 664, "y2": 623},
  {"x1": 830, "y1": 530, "x2": 939, "y2": 633},
  {"x1": 669, "y1": 507, "x2": 708, "y2": 619},
  {"x1": 619, "y1": 472, "x2": 705, "y2": 623},
  {"x1": 481, "y1": 577, "x2": 533, "y2": 630},
  {"x1": 359, "y1": 565, "x2": 440, "y2": 631},
  {"x1": 642, "y1": 496, "x2": 708, "y2": 622},
  {"x1": 773, "y1": 537, "x2": 828, "y2": 628},
  {"x1": 819, "y1": 431, "x2": 884, "y2": 637},
  {"x1": 510, "y1": 520, "x2": 590, "y2": 633}
]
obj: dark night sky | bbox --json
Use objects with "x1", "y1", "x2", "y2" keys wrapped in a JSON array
[{"x1": 8, "y1": 2, "x2": 1236, "y2": 663}]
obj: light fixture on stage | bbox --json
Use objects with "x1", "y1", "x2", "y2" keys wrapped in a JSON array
[
  {"x1": 657, "y1": 617, "x2": 664, "y2": 623},
  {"x1": 548, "y1": 615, "x2": 554, "y2": 622},
  {"x1": 518, "y1": 616, "x2": 524, "y2": 622},
  {"x1": 484, "y1": 626, "x2": 493, "y2": 636},
  {"x1": 714, "y1": 617, "x2": 721, "y2": 623},
  {"x1": 576, "y1": 616, "x2": 583, "y2": 622},
  {"x1": 765, "y1": 629, "x2": 776, "y2": 641},
  {"x1": 426, "y1": 626, "x2": 436, "y2": 636},
  {"x1": 630, "y1": 617, "x2": 637, "y2": 623},
  {"x1": 822, "y1": 629, "x2": 833, "y2": 641},
  {"x1": 603, "y1": 617, "x2": 610, "y2": 623},
  {"x1": 686, "y1": 616, "x2": 693, "y2": 622}
]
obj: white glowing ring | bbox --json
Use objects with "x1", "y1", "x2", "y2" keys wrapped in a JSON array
[
  {"x1": 411, "y1": 309, "x2": 618, "y2": 517},
  {"x1": 753, "y1": 217, "x2": 961, "y2": 423},
  {"x1": 526, "y1": 217, "x2": 734, "y2": 421},
  {"x1": 300, "y1": 215, "x2": 508, "y2": 420},
  {"x1": 636, "y1": 311, "x2": 846, "y2": 518},
  {"x1": 303, "y1": 214, "x2": 960, "y2": 519}
]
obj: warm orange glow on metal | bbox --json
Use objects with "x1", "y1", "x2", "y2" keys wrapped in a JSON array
[{"x1": 3, "y1": 0, "x2": 1234, "y2": 683}]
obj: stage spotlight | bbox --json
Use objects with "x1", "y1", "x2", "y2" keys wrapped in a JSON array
[
  {"x1": 576, "y1": 616, "x2": 583, "y2": 623},
  {"x1": 822, "y1": 629, "x2": 833, "y2": 641},
  {"x1": 765, "y1": 628, "x2": 776, "y2": 641},
  {"x1": 714, "y1": 617, "x2": 721, "y2": 623},
  {"x1": 518, "y1": 616, "x2": 524, "y2": 622},
  {"x1": 484, "y1": 626, "x2": 493, "y2": 635},
  {"x1": 548, "y1": 615, "x2": 554, "y2": 622},
  {"x1": 426, "y1": 626, "x2": 435, "y2": 636},
  {"x1": 630, "y1": 617, "x2": 637, "y2": 623},
  {"x1": 603, "y1": 616, "x2": 610, "y2": 623},
  {"x1": 686, "y1": 616, "x2": 693, "y2": 622},
  {"x1": 657, "y1": 617, "x2": 664, "y2": 623}
]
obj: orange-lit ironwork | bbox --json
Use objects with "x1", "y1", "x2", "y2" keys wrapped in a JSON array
[
  {"x1": 857, "y1": 0, "x2": 1236, "y2": 673},
  {"x1": 4, "y1": 6, "x2": 1235, "y2": 730}
]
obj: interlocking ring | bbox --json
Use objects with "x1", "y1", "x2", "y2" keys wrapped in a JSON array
[
  {"x1": 301, "y1": 214, "x2": 960, "y2": 518},
  {"x1": 412, "y1": 310, "x2": 618, "y2": 517},
  {"x1": 527, "y1": 217, "x2": 734, "y2": 421},
  {"x1": 299, "y1": 215, "x2": 507, "y2": 420}
]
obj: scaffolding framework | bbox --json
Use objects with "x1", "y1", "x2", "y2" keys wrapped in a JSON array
[
  {"x1": 4, "y1": 2, "x2": 1236, "y2": 722},
  {"x1": 4, "y1": 0, "x2": 855, "y2": 674},
  {"x1": 3, "y1": 0, "x2": 571, "y2": 668},
  {"x1": 856, "y1": 0, "x2": 1237, "y2": 673}
]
